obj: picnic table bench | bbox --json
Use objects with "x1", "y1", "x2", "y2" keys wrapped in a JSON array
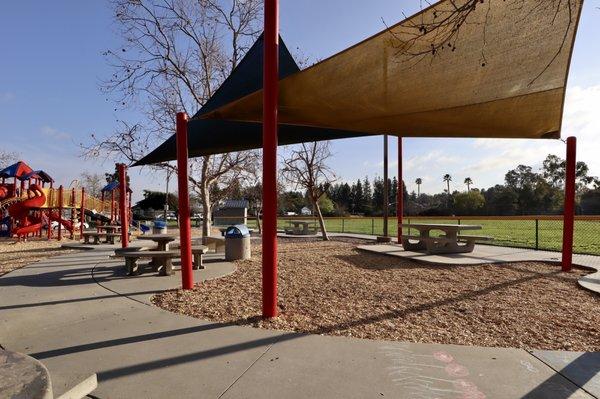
[
  {"x1": 120, "y1": 250, "x2": 179, "y2": 276},
  {"x1": 203, "y1": 236, "x2": 225, "y2": 253},
  {"x1": 115, "y1": 243, "x2": 209, "y2": 275},
  {"x1": 82, "y1": 231, "x2": 123, "y2": 245},
  {"x1": 401, "y1": 223, "x2": 492, "y2": 254}
]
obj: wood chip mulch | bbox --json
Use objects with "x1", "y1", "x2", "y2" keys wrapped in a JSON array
[
  {"x1": 152, "y1": 238, "x2": 600, "y2": 351},
  {"x1": 0, "y1": 238, "x2": 79, "y2": 276}
]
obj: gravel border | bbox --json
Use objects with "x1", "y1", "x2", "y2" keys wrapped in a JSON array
[{"x1": 0, "y1": 239, "x2": 79, "y2": 276}]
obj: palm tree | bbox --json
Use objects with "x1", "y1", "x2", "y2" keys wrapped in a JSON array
[
  {"x1": 464, "y1": 177, "x2": 473, "y2": 192},
  {"x1": 415, "y1": 178, "x2": 422, "y2": 197},
  {"x1": 443, "y1": 174, "x2": 452, "y2": 194}
]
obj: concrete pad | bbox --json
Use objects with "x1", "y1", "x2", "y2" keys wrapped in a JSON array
[
  {"x1": 531, "y1": 350, "x2": 600, "y2": 398},
  {"x1": 2, "y1": 244, "x2": 598, "y2": 398},
  {"x1": 222, "y1": 335, "x2": 592, "y2": 399},
  {"x1": 358, "y1": 244, "x2": 600, "y2": 294}
]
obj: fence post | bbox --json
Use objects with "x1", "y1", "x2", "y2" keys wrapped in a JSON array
[
  {"x1": 342, "y1": 218, "x2": 345, "y2": 233},
  {"x1": 535, "y1": 219, "x2": 539, "y2": 250}
]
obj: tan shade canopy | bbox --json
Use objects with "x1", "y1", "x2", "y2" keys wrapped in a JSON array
[{"x1": 201, "y1": 0, "x2": 582, "y2": 139}]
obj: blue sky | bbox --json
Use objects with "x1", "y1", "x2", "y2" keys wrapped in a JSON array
[{"x1": 1, "y1": 1, "x2": 599, "y2": 201}]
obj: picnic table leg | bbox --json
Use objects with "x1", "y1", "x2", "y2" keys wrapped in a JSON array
[
  {"x1": 93, "y1": 235, "x2": 99, "y2": 245},
  {"x1": 126, "y1": 258, "x2": 139, "y2": 275},
  {"x1": 160, "y1": 258, "x2": 174, "y2": 276},
  {"x1": 193, "y1": 253, "x2": 204, "y2": 270}
]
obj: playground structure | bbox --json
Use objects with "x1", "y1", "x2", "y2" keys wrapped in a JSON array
[{"x1": 0, "y1": 161, "x2": 129, "y2": 240}]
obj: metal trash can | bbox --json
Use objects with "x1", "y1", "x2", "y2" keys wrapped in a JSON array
[
  {"x1": 153, "y1": 220, "x2": 167, "y2": 234},
  {"x1": 224, "y1": 224, "x2": 251, "y2": 261}
]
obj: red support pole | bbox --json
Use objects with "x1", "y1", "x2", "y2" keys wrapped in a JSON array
[
  {"x1": 176, "y1": 112, "x2": 194, "y2": 290},
  {"x1": 70, "y1": 188, "x2": 76, "y2": 239},
  {"x1": 111, "y1": 191, "x2": 115, "y2": 223},
  {"x1": 118, "y1": 164, "x2": 129, "y2": 248},
  {"x1": 397, "y1": 137, "x2": 403, "y2": 243},
  {"x1": 57, "y1": 185, "x2": 63, "y2": 240},
  {"x1": 80, "y1": 188, "x2": 85, "y2": 237},
  {"x1": 47, "y1": 209, "x2": 52, "y2": 239},
  {"x1": 262, "y1": 0, "x2": 279, "y2": 319},
  {"x1": 561, "y1": 136, "x2": 576, "y2": 272}
]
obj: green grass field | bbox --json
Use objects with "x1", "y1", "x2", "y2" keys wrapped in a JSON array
[
  {"x1": 160, "y1": 216, "x2": 599, "y2": 255},
  {"x1": 260, "y1": 217, "x2": 600, "y2": 255}
]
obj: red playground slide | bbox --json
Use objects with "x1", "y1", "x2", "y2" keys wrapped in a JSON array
[
  {"x1": 48, "y1": 211, "x2": 74, "y2": 233},
  {"x1": 8, "y1": 184, "x2": 46, "y2": 238}
]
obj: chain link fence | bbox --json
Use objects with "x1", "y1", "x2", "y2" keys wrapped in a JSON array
[{"x1": 255, "y1": 216, "x2": 600, "y2": 256}]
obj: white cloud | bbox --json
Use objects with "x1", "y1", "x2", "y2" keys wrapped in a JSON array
[
  {"x1": 0, "y1": 92, "x2": 14, "y2": 103},
  {"x1": 405, "y1": 150, "x2": 461, "y2": 171},
  {"x1": 40, "y1": 126, "x2": 71, "y2": 140}
]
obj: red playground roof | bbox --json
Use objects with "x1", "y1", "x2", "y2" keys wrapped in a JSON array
[{"x1": 0, "y1": 161, "x2": 33, "y2": 179}]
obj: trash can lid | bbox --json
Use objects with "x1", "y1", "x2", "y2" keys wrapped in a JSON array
[{"x1": 225, "y1": 224, "x2": 250, "y2": 238}]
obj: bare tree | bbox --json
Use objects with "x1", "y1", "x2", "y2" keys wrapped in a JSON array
[
  {"x1": 81, "y1": 0, "x2": 262, "y2": 237},
  {"x1": 80, "y1": 172, "x2": 105, "y2": 198},
  {"x1": 281, "y1": 142, "x2": 335, "y2": 241},
  {"x1": 0, "y1": 150, "x2": 19, "y2": 169}
]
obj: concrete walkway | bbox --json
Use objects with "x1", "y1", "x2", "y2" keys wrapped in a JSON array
[{"x1": 1, "y1": 245, "x2": 599, "y2": 398}]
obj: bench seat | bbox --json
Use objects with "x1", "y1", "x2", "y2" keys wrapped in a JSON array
[
  {"x1": 120, "y1": 250, "x2": 179, "y2": 276},
  {"x1": 457, "y1": 235, "x2": 493, "y2": 241},
  {"x1": 401, "y1": 235, "x2": 453, "y2": 242},
  {"x1": 203, "y1": 236, "x2": 225, "y2": 253}
]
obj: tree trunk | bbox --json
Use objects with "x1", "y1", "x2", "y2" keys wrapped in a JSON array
[
  {"x1": 255, "y1": 208, "x2": 262, "y2": 234},
  {"x1": 312, "y1": 196, "x2": 329, "y2": 241}
]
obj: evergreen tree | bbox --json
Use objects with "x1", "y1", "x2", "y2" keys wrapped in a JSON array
[{"x1": 362, "y1": 177, "x2": 373, "y2": 215}]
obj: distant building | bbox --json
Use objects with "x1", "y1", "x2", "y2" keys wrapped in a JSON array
[
  {"x1": 213, "y1": 199, "x2": 249, "y2": 226},
  {"x1": 300, "y1": 206, "x2": 312, "y2": 216}
]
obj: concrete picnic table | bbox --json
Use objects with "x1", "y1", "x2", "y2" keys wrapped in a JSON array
[
  {"x1": 136, "y1": 234, "x2": 177, "y2": 271},
  {"x1": 285, "y1": 220, "x2": 315, "y2": 235},
  {"x1": 401, "y1": 223, "x2": 485, "y2": 254},
  {"x1": 0, "y1": 349, "x2": 53, "y2": 398}
]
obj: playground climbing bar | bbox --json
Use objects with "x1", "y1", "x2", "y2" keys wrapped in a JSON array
[
  {"x1": 562, "y1": 136, "x2": 576, "y2": 272},
  {"x1": 176, "y1": 112, "x2": 193, "y2": 290},
  {"x1": 262, "y1": 0, "x2": 279, "y2": 318}
]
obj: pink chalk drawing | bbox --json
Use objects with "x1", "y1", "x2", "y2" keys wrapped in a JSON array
[
  {"x1": 433, "y1": 351, "x2": 454, "y2": 363},
  {"x1": 445, "y1": 362, "x2": 470, "y2": 377},
  {"x1": 454, "y1": 379, "x2": 487, "y2": 399}
]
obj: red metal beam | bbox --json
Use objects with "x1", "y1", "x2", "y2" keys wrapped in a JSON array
[
  {"x1": 561, "y1": 136, "x2": 576, "y2": 272},
  {"x1": 118, "y1": 164, "x2": 129, "y2": 248},
  {"x1": 397, "y1": 137, "x2": 403, "y2": 243},
  {"x1": 176, "y1": 112, "x2": 194, "y2": 290},
  {"x1": 262, "y1": 0, "x2": 279, "y2": 318}
]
